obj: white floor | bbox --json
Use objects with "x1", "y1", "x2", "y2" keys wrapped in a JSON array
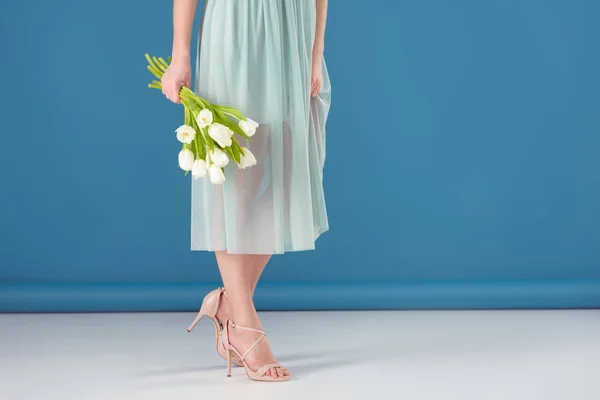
[{"x1": 1, "y1": 310, "x2": 599, "y2": 400}]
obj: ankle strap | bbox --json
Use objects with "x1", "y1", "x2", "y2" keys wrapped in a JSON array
[{"x1": 230, "y1": 320, "x2": 265, "y2": 336}]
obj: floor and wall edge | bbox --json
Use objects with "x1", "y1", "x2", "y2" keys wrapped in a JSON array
[{"x1": 1, "y1": 280, "x2": 599, "y2": 312}]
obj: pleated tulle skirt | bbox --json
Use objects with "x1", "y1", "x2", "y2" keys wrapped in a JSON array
[{"x1": 190, "y1": 0, "x2": 331, "y2": 254}]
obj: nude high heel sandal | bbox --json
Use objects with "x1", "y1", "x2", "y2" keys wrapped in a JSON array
[
  {"x1": 187, "y1": 287, "x2": 243, "y2": 367},
  {"x1": 221, "y1": 318, "x2": 291, "y2": 382}
]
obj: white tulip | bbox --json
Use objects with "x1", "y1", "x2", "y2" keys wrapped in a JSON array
[
  {"x1": 237, "y1": 147, "x2": 257, "y2": 169},
  {"x1": 178, "y1": 149, "x2": 195, "y2": 171},
  {"x1": 175, "y1": 125, "x2": 196, "y2": 144},
  {"x1": 196, "y1": 108, "x2": 213, "y2": 128},
  {"x1": 238, "y1": 118, "x2": 259, "y2": 137},
  {"x1": 208, "y1": 164, "x2": 226, "y2": 184},
  {"x1": 210, "y1": 148, "x2": 229, "y2": 167},
  {"x1": 191, "y1": 159, "x2": 208, "y2": 179},
  {"x1": 208, "y1": 123, "x2": 233, "y2": 148}
]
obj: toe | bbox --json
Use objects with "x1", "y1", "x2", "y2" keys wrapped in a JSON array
[
  {"x1": 276, "y1": 367, "x2": 283, "y2": 378},
  {"x1": 270, "y1": 367, "x2": 277, "y2": 377},
  {"x1": 264, "y1": 369, "x2": 272, "y2": 376}
]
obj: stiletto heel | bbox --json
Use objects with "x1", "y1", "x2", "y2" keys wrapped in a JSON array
[
  {"x1": 187, "y1": 287, "x2": 244, "y2": 367},
  {"x1": 227, "y1": 349, "x2": 233, "y2": 377},
  {"x1": 186, "y1": 306, "x2": 207, "y2": 333},
  {"x1": 219, "y1": 318, "x2": 290, "y2": 382}
]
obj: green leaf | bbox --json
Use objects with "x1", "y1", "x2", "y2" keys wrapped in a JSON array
[
  {"x1": 215, "y1": 110, "x2": 252, "y2": 141},
  {"x1": 181, "y1": 87, "x2": 211, "y2": 109},
  {"x1": 184, "y1": 105, "x2": 191, "y2": 125},
  {"x1": 215, "y1": 105, "x2": 244, "y2": 120},
  {"x1": 231, "y1": 142, "x2": 242, "y2": 163},
  {"x1": 202, "y1": 127, "x2": 215, "y2": 151},
  {"x1": 224, "y1": 145, "x2": 240, "y2": 164},
  {"x1": 194, "y1": 136, "x2": 204, "y2": 159},
  {"x1": 181, "y1": 90, "x2": 204, "y2": 108},
  {"x1": 179, "y1": 93, "x2": 198, "y2": 108}
]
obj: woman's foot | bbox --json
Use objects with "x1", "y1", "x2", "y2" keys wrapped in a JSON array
[{"x1": 227, "y1": 318, "x2": 290, "y2": 378}]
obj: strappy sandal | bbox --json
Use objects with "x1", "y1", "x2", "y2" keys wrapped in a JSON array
[{"x1": 220, "y1": 318, "x2": 290, "y2": 382}]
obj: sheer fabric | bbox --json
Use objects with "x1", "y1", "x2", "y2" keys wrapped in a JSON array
[{"x1": 191, "y1": 0, "x2": 331, "y2": 254}]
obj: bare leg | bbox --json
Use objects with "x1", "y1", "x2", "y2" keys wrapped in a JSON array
[
  {"x1": 215, "y1": 251, "x2": 288, "y2": 377},
  {"x1": 216, "y1": 254, "x2": 289, "y2": 374},
  {"x1": 215, "y1": 254, "x2": 270, "y2": 321},
  {"x1": 247, "y1": 254, "x2": 271, "y2": 295},
  {"x1": 215, "y1": 129, "x2": 271, "y2": 318}
]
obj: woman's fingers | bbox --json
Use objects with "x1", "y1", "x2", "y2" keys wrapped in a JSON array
[
  {"x1": 165, "y1": 81, "x2": 181, "y2": 104},
  {"x1": 166, "y1": 83, "x2": 173, "y2": 102},
  {"x1": 161, "y1": 74, "x2": 182, "y2": 103},
  {"x1": 171, "y1": 84, "x2": 181, "y2": 104},
  {"x1": 175, "y1": 83, "x2": 183, "y2": 103},
  {"x1": 311, "y1": 79, "x2": 321, "y2": 97},
  {"x1": 161, "y1": 77, "x2": 170, "y2": 99},
  {"x1": 160, "y1": 60, "x2": 191, "y2": 104}
]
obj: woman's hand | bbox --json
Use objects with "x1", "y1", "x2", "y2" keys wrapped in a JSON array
[
  {"x1": 310, "y1": 52, "x2": 323, "y2": 97},
  {"x1": 161, "y1": 57, "x2": 192, "y2": 104}
]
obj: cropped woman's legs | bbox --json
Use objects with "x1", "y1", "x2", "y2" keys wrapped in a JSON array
[
  {"x1": 215, "y1": 254, "x2": 270, "y2": 321},
  {"x1": 246, "y1": 254, "x2": 272, "y2": 294},
  {"x1": 215, "y1": 251, "x2": 289, "y2": 377}
]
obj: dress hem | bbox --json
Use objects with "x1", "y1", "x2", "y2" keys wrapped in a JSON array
[{"x1": 190, "y1": 227, "x2": 329, "y2": 255}]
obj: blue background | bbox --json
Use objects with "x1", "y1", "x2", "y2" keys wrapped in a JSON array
[{"x1": 1, "y1": 0, "x2": 599, "y2": 311}]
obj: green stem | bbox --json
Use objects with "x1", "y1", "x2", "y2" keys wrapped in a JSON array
[
  {"x1": 180, "y1": 92, "x2": 198, "y2": 106},
  {"x1": 147, "y1": 65, "x2": 163, "y2": 79},
  {"x1": 201, "y1": 127, "x2": 215, "y2": 151},
  {"x1": 158, "y1": 57, "x2": 170, "y2": 69},
  {"x1": 183, "y1": 102, "x2": 201, "y2": 122},
  {"x1": 187, "y1": 105, "x2": 213, "y2": 151},
  {"x1": 184, "y1": 105, "x2": 191, "y2": 126},
  {"x1": 180, "y1": 87, "x2": 211, "y2": 110},
  {"x1": 194, "y1": 135, "x2": 202, "y2": 159},
  {"x1": 153, "y1": 56, "x2": 166, "y2": 72},
  {"x1": 144, "y1": 54, "x2": 157, "y2": 69},
  {"x1": 146, "y1": 54, "x2": 166, "y2": 77}
]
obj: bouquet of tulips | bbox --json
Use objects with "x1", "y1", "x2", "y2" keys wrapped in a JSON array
[{"x1": 145, "y1": 54, "x2": 258, "y2": 184}]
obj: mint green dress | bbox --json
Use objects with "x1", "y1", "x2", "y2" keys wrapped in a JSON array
[{"x1": 191, "y1": 0, "x2": 331, "y2": 254}]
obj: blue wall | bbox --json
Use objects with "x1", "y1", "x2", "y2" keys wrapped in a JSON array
[{"x1": 1, "y1": 0, "x2": 599, "y2": 311}]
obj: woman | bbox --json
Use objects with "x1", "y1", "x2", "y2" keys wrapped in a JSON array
[{"x1": 161, "y1": 0, "x2": 330, "y2": 382}]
